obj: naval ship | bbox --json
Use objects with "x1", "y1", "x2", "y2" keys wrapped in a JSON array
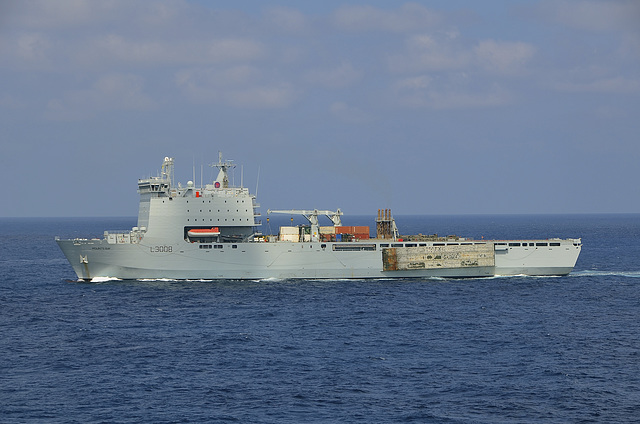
[{"x1": 56, "y1": 154, "x2": 582, "y2": 280}]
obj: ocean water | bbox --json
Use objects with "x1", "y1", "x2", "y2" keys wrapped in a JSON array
[{"x1": 1, "y1": 215, "x2": 639, "y2": 423}]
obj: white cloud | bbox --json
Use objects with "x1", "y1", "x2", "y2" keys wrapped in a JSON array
[
  {"x1": 87, "y1": 35, "x2": 168, "y2": 65},
  {"x1": 228, "y1": 84, "x2": 297, "y2": 109},
  {"x1": 426, "y1": 88, "x2": 511, "y2": 109},
  {"x1": 394, "y1": 75, "x2": 433, "y2": 90},
  {"x1": 0, "y1": 32, "x2": 56, "y2": 70},
  {"x1": 305, "y1": 63, "x2": 362, "y2": 88},
  {"x1": 554, "y1": 76, "x2": 640, "y2": 94},
  {"x1": 474, "y1": 40, "x2": 536, "y2": 75},
  {"x1": 389, "y1": 35, "x2": 535, "y2": 76},
  {"x1": 74, "y1": 35, "x2": 266, "y2": 68},
  {"x1": 531, "y1": 1, "x2": 640, "y2": 93},
  {"x1": 206, "y1": 38, "x2": 267, "y2": 63},
  {"x1": 176, "y1": 67, "x2": 296, "y2": 108},
  {"x1": 263, "y1": 7, "x2": 308, "y2": 33},
  {"x1": 3, "y1": 1, "x2": 267, "y2": 71},
  {"x1": 11, "y1": 0, "x2": 118, "y2": 29},
  {"x1": 333, "y1": 3, "x2": 440, "y2": 32},
  {"x1": 391, "y1": 76, "x2": 511, "y2": 109},
  {"x1": 388, "y1": 34, "x2": 470, "y2": 73},
  {"x1": 176, "y1": 66, "x2": 260, "y2": 102},
  {"x1": 542, "y1": 0, "x2": 640, "y2": 33},
  {"x1": 9, "y1": 0, "x2": 199, "y2": 31},
  {"x1": 45, "y1": 73, "x2": 155, "y2": 120}
]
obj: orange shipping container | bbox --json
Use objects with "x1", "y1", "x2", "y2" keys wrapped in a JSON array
[
  {"x1": 335, "y1": 226, "x2": 370, "y2": 235},
  {"x1": 353, "y1": 226, "x2": 369, "y2": 235}
]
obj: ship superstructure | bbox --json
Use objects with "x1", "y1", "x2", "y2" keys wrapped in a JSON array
[{"x1": 56, "y1": 154, "x2": 582, "y2": 280}]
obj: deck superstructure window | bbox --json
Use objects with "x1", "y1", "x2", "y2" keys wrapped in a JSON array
[
  {"x1": 550, "y1": 242, "x2": 561, "y2": 246},
  {"x1": 509, "y1": 243, "x2": 520, "y2": 247},
  {"x1": 536, "y1": 242, "x2": 548, "y2": 246}
]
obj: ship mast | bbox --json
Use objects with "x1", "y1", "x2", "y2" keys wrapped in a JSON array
[
  {"x1": 161, "y1": 156, "x2": 174, "y2": 189},
  {"x1": 210, "y1": 151, "x2": 235, "y2": 188}
]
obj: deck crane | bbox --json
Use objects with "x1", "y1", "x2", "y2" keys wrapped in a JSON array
[{"x1": 267, "y1": 209, "x2": 343, "y2": 242}]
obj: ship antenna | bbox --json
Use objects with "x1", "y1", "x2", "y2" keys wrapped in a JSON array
[{"x1": 255, "y1": 166, "x2": 260, "y2": 198}]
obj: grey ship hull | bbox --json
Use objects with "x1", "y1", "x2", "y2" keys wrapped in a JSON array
[{"x1": 56, "y1": 238, "x2": 579, "y2": 281}]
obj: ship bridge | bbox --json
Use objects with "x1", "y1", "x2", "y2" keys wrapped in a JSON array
[{"x1": 135, "y1": 154, "x2": 260, "y2": 242}]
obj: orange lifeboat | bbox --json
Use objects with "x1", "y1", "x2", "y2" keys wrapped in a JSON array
[{"x1": 187, "y1": 227, "x2": 220, "y2": 237}]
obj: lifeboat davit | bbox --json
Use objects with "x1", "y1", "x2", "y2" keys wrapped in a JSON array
[{"x1": 188, "y1": 227, "x2": 220, "y2": 237}]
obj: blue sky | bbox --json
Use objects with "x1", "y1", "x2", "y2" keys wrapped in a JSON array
[{"x1": 1, "y1": 0, "x2": 639, "y2": 217}]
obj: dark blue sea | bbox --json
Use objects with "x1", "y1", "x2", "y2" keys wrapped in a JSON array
[{"x1": 1, "y1": 215, "x2": 639, "y2": 423}]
